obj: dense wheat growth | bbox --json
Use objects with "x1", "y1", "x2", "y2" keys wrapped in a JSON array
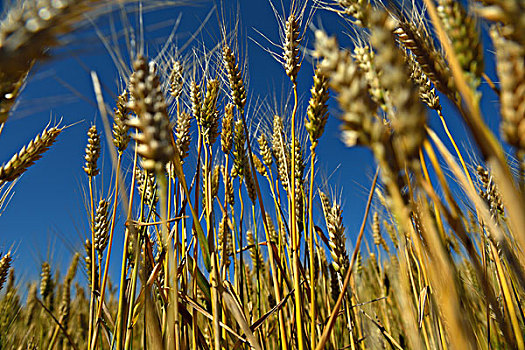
[{"x1": 1, "y1": 0, "x2": 525, "y2": 349}]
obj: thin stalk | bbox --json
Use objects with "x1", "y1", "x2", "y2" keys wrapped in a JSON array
[
  {"x1": 238, "y1": 179, "x2": 245, "y2": 304},
  {"x1": 252, "y1": 205, "x2": 262, "y2": 320},
  {"x1": 204, "y1": 142, "x2": 221, "y2": 350},
  {"x1": 290, "y1": 83, "x2": 304, "y2": 350},
  {"x1": 47, "y1": 324, "x2": 59, "y2": 350},
  {"x1": 158, "y1": 173, "x2": 179, "y2": 350},
  {"x1": 87, "y1": 176, "x2": 96, "y2": 350},
  {"x1": 308, "y1": 141, "x2": 317, "y2": 348},
  {"x1": 437, "y1": 109, "x2": 476, "y2": 190},
  {"x1": 124, "y1": 166, "x2": 148, "y2": 350},
  {"x1": 124, "y1": 229, "x2": 141, "y2": 350},
  {"x1": 116, "y1": 148, "x2": 138, "y2": 350},
  {"x1": 220, "y1": 162, "x2": 230, "y2": 345}
]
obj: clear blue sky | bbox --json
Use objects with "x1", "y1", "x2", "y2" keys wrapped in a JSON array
[{"x1": 0, "y1": 0, "x2": 500, "y2": 285}]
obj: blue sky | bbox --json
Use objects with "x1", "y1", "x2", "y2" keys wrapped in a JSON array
[{"x1": 0, "y1": 0, "x2": 500, "y2": 285}]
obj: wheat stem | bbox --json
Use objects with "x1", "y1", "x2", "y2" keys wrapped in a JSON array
[
  {"x1": 87, "y1": 176, "x2": 97, "y2": 350},
  {"x1": 290, "y1": 82, "x2": 305, "y2": 350},
  {"x1": 308, "y1": 141, "x2": 317, "y2": 348},
  {"x1": 116, "y1": 146, "x2": 138, "y2": 350}
]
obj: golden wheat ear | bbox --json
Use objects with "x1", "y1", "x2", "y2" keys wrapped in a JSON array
[
  {"x1": 126, "y1": 55, "x2": 174, "y2": 174},
  {"x1": 0, "y1": 0, "x2": 110, "y2": 123},
  {"x1": 0, "y1": 123, "x2": 63, "y2": 183},
  {"x1": 0, "y1": 252, "x2": 12, "y2": 291},
  {"x1": 83, "y1": 124, "x2": 100, "y2": 177}
]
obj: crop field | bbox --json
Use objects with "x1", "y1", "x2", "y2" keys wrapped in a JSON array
[{"x1": 0, "y1": 0, "x2": 524, "y2": 349}]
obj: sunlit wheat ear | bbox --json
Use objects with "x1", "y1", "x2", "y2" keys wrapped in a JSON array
[
  {"x1": 222, "y1": 165, "x2": 234, "y2": 206},
  {"x1": 0, "y1": 124, "x2": 62, "y2": 183},
  {"x1": 264, "y1": 213, "x2": 278, "y2": 244},
  {"x1": 272, "y1": 114, "x2": 290, "y2": 189},
  {"x1": 135, "y1": 168, "x2": 158, "y2": 205},
  {"x1": 476, "y1": 165, "x2": 504, "y2": 218},
  {"x1": 405, "y1": 52, "x2": 441, "y2": 111},
  {"x1": 58, "y1": 280, "x2": 71, "y2": 327},
  {"x1": 257, "y1": 133, "x2": 272, "y2": 167},
  {"x1": 328, "y1": 263, "x2": 340, "y2": 301},
  {"x1": 253, "y1": 155, "x2": 266, "y2": 177},
  {"x1": 93, "y1": 199, "x2": 109, "y2": 256},
  {"x1": 230, "y1": 115, "x2": 257, "y2": 199},
  {"x1": 65, "y1": 253, "x2": 80, "y2": 284},
  {"x1": 335, "y1": 0, "x2": 371, "y2": 27},
  {"x1": 293, "y1": 139, "x2": 305, "y2": 181},
  {"x1": 372, "y1": 212, "x2": 389, "y2": 253},
  {"x1": 221, "y1": 103, "x2": 234, "y2": 155},
  {"x1": 59, "y1": 253, "x2": 79, "y2": 327},
  {"x1": 305, "y1": 66, "x2": 329, "y2": 144},
  {"x1": 222, "y1": 44, "x2": 246, "y2": 111},
  {"x1": 190, "y1": 80, "x2": 202, "y2": 121},
  {"x1": 371, "y1": 11, "x2": 426, "y2": 162},
  {"x1": 0, "y1": 0, "x2": 106, "y2": 123},
  {"x1": 39, "y1": 262, "x2": 51, "y2": 298},
  {"x1": 25, "y1": 283, "x2": 37, "y2": 326},
  {"x1": 283, "y1": 13, "x2": 301, "y2": 83},
  {"x1": 314, "y1": 30, "x2": 379, "y2": 147},
  {"x1": 207, "y1": 164, "x2": 220, "y2": 200},
  {"x1": 200, "y1": 79, "x2": 220, "y2": 146},
  {"x1": 355, "y1": 251, "x2": 363, "y2": 274},
  {"x1": 169, "y1": 60, "x2": 184, "y2": 99},
  {"x1": 244, "y1": 163, "x2": 257, "y2": 204},
  {"x1": 294, "y1": 139, "x2": 305, "y2": 229},
  {"x1": 0, "y1": 252, "x2": 11, "y2": 291},
  {"x1": 175, "y1": 111, "x2": 191, "y2": 163},
  {"x1": 40, "y1": 261, "x2": 54, "y2": 311},
  {"x1": 352, "y1": 44, "x2": 391, "y2": 114},
  {"x1": 382, "y1": 220, "x2": 398, "y2": 250},
  {"x1": 112, "y1": 91, "x2": 131, "y2": 154},
  {"x1": 491, "y1": 28, "x2": 525, "y2": 157},
  {"x1": 232, "y1": 119, "x2": 246, "y2": 179},
  {"x1": 84, "y1": 239, "x2": 97, "y2": 290},
  {"x1": 83, "y1": 125, "x2": 100, "y2": 177},
  {"x1": 246, "y1": 230, "x2": 265, "y2": 274},
  {"x1": 393, "y1": 14, "x2": 455, "y2": 99},
  {"x1": 437, "y1": 0, "x2": 484, "y2": 88},
  {"x1": 218, "y1": 213, "x2": 232, "y2": 268},
  {"x1": 126, "y1": 228, "x2": 137, "y2": 266},
  {"x1": 319, "y1": 191, "x2": 349, "y2": 276},
  {"x1": 127, "y1": 56, "x2": 174, "y2": 173}
]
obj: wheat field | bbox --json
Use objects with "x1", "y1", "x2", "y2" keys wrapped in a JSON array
[{"x1": 0, "y1": 0, "x2": 524, "y2": 349}]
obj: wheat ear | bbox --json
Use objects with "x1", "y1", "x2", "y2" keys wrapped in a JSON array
[{"x1": 0, "y1": 124, "x2": 62, "y2": 183}]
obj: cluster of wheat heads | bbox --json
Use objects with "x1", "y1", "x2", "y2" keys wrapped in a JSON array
[{"x1": 1, "y1": 0, "x2": 525, "y2": 349}]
